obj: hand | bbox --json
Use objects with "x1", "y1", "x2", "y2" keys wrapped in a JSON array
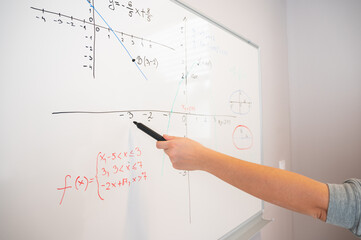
[
  {"x1": 156, "y1": 135, "x2": 208, "y2": 171},
  {"x1": 157, "y1": 136, "x2": 330, "y2": 222}
]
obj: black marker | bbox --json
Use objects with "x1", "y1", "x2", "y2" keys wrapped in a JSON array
[{"x1": 133, "y1": 121, "x2": 166, "y2": 141}]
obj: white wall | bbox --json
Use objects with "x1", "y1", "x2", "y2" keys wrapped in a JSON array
[
  {"x1": 287, "y1": 0, "x2": 361, "y2": 239},
  {"x1": 179, "y1": 1, "x2": 292, "y2": 240},
  {"x1": 181, "y1": 1, "x2": 361, "y2": 240}
]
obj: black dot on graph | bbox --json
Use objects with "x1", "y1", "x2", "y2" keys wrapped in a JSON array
[{"x1": 132, "y1": 59, "x2": 135, "y2": 62}]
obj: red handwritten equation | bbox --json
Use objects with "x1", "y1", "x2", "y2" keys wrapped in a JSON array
[{"x1": 57, "y1": 147, "x2": 147, "y2": 205}]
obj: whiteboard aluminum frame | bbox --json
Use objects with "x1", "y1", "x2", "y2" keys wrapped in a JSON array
[{"x1": 170, "y1": 1, "x2": 268, "y2": 239}]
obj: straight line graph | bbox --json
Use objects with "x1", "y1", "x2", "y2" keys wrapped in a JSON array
[
  {"x1": 85, "y1": 0, "x2": 147, "y2": 81},
  {"x1": 37, "y1": 1, "x2": 239, "y2": 226},
  {"x1": 30, "y1": 7, "x2": 175, "y2": 51},
  {"x1": 31, "y1": 1, "x2": 176, "y2": 81},
  {"x1": 24, "y1": 0, "x2": 262, "y2": 235}
]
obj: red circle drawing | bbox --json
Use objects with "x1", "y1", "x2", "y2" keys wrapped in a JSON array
[{"x1": 232, "y1": 125, "x2": 253, "y2": 150}]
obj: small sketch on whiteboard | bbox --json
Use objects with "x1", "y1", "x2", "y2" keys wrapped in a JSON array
[
  {"x1": 229, "y1": 90, "x2": 252, "y2": 115},
  {"x1": 30, "y1": 2, "x2": 173, "y2": 79},
  {"x1": 232, "y1": 125, "x2": 253, "y2": 150}
]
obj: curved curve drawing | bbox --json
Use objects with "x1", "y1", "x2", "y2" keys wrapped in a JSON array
[
  {"x1": 229, "y1": 90, "x2": 252, "y2": 115},
  {"x1": 232, "y1": 125, "x2": 253, "y2": 150}
]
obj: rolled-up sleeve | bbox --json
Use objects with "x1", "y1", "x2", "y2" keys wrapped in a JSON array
[{"x1": 326, "y1": 179, "x2": 361, "y2": 238}]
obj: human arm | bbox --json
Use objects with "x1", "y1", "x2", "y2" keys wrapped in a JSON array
[{"x1": 156, "y1": 135, "x2": 329, "y2": 221}]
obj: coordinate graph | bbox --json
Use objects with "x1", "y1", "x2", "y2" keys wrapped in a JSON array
[
  {"x1": 54, "y1": 108, "x2": 237, "y2": 208},
  {"x1": 86, "y1": 0, "x2": 147, "y2": 81},
  {"x1": 31, "y1": 0, "x2": 257, "y2": 229},
  {"x1": 52, "y1": 107, "x2": 239, "y2": 224},
  {"x1": 2, "y1": 0, "x2": 263, "y2": 239},
  {"x1": 31, "y1": 0, "x2": 174, "y2": 80}
]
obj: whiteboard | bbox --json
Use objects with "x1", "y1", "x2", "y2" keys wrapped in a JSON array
[{"x1": 0, "y1": 0, "x2": 262, "y2": 239}]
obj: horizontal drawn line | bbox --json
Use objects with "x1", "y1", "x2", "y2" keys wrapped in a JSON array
[
  {"x1": 30, "y1": 6, "x2": 175, "y2": 51},
  {"x1": 52, "y1": 110, "x2": 236, "y2": 118}
]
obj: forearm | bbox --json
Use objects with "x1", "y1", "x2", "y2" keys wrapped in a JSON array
[
  {"x1": 156, "y1": 136, "x2": 329, "y2": 221},
  {"x1": 202, "y1": 149, "x2": 329, "y2": 221}
]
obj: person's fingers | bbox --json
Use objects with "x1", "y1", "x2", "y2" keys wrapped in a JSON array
[
  {"x1": 163, "y1": 134, "x2": 176, "y2": 141},
  {"x1": 156, "y1": 135, "x2": 177, "y2": 149},
  {"x1": 156, "y1": 140, "x2": 168, "y2": 149}
]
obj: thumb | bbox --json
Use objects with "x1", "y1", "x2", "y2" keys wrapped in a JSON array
[
  {"x1": 156, "y1": 135, "x2": 174, "y2": 149},
  {"x1": 163, "y1": 134, "x2": 176, "y2": 141}
]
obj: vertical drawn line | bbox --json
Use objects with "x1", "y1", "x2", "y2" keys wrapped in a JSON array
[
  {"x1": 161, "y1": 78, "x2": 185, "y2": 175},
  {"x1": 183, "y1": 17, "x2": 189, "y2": 138},
  {"x1": 164, "y1": 58, "x2": 199, "y2": 152},
  {"x1": 184, "y1": 17, "x2": 188, "y2": 97},
  {"x1": 188, "y1": 171, "x2": 192, "y2": 224},
  {"x1": 57, "y1": 175, "x2": 72, "y2": 205},
  {"x1": 91, "y1": 0, "x2": 96, "y2": 79},
  {"x1": 85, "y1": 0, "x2": 148, "y2": 81},
  {"x1": 162, "y1": 17, "x2": 193, "y2": 224},
  {"x1": 183, "y1": 17, "x2": 192, "y2": 224}
]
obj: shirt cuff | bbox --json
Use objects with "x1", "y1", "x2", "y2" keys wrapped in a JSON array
[{"x1": 326, "y1": 179, "x2": 361, "y2": 237}]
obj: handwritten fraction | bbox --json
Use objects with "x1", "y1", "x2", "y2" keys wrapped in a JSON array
[{"x1": 32, "y1": 1, "x2": 257, "y2": 227}]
